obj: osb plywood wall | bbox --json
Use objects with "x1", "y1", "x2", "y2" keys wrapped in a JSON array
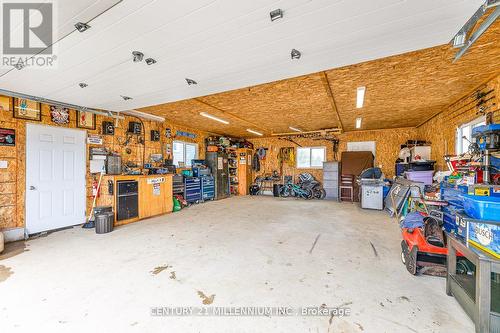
[
  {"x1": 0, "y1": 100, "x2": 209, "y2": 231},
  {"x1": 249, "y1": 127, "x2": 417, "y2": 181},
  {"x1": 416, "y1": 74, "x2": 500, "y2": 171}
]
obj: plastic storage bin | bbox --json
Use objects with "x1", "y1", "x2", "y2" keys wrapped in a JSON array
[
  {"x1": 462, "y1": 194, "x2": 500, "y2": 221},
  {"x1": 405, "y1": 170, "x2": 434, "y2": 185}
]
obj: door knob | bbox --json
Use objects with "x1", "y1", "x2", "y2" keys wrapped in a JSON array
[{"x1": 29, "y1": 186, "x2": 36, "y2": 190}]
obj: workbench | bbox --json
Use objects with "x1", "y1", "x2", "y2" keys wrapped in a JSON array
[{"x1": 96, "y1": 174, "x2": 173, "y2": 226}]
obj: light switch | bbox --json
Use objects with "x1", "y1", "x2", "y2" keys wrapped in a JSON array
[{"x1": 0, "y1": 160, "x2": 7, "y2": 169}]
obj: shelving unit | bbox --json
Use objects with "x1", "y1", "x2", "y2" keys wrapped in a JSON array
[{"x1": 227, "y1": 147, "x2": 239, "y2": 196}]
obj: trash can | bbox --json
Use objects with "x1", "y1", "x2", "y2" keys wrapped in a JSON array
[
  {"x1": 273, "y1": 184, "x2": 282, "y2": 197},
  {"x1": 95, "y1": 212, "x2": 114, "y2": 234}
]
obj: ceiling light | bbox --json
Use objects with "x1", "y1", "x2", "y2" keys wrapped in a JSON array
[
  {"x1": 288, "y1": 126, "x2": 302, "y2": 132},
  {"x1": 270, "y1": 9, "x2": 283, "y2": 21},
  {"x1": 291, "y1": 49, "x2": 301, "y2": 60},
  {"x1": 121, "y1": 95, "x2": 133, "y2": 101},
  {"x1": 79, "y1": 83, "x2": 88, "y2": 88},
  {"x1": 186, "y1": 78, "x2": 197, "y2": 85},
  {"x1": 246, "y1": 129, "x2": 263, "y2": 136},
  {"x1": 14, "y1": 62, "x2": 24, "y2": 70},
  {"x1": 132, "y1": 51, "x2": 144, "y2": 62},
  {"x1": 145, "y1": 58, "x2": 157, "y2": 65},
  {"x1": 356, "y1": 86, "x2": 365, "y2": 108},
  {"x1": 75, "y1": 22, "x2": 91, "y2": 32},
  {"x1": 200, "y1": 112, "x2": 229, "y2": 124},
  {"x1": 355, "y1": 117, "x2": 362, "y2": 129}
]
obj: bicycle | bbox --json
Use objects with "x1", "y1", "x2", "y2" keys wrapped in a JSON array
[{"x1": 280, "y1": 182, "x2": 313, "y2": 199}]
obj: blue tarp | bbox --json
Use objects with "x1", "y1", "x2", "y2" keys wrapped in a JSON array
[{"x1": 401, "y1": 212, "x2": 425, "y2": 229}]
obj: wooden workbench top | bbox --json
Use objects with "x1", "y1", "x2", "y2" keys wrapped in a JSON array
[{"x1": 101, "y1": 174, "x2": 174, "y2": 180}]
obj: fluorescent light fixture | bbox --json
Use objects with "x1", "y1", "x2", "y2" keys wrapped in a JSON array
[
  {"x1": 75, "y1": 22, "x2": 91, "y2": 32},
  {"x1": 355, "y1": 117, "x2": 362, "y2": 129},
  {"x1": 246, "y1": 129, "x2": 263, "y2": 136},
  {"x1": 270, "y1": 9, "x2": 283, "y2": 21},
  {"x1": 288, "y1": 126, "x2": 302, "y2": 132},
  {"x1": 200, "y1": 112, "x2": 229, "y2": 124},
  {"x1": 356, "y1": 86, "x2": 365, "y2": 108},
  {"x1": 122, "y1": 110, "x2": 165, "y2": 122}
]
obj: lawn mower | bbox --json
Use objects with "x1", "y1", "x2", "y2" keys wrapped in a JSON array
[{"x1": 400, "y1": 214, "x2": 472, "y2": 276}]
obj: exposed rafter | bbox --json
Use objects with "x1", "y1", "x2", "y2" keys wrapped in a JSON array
[{"x1": 320, "y1": 72, "x2": 344, "y2": 132}]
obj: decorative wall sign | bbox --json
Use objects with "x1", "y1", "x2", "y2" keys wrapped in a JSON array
[
  {"x1": 150, "y1": 130, "x2": 160, "y2": 141},
  {"x1": 77, "y1": 111, "x2": 96, "y2": 130},
  {"x1": 102, "y1": 121, "x2": 115, "y2": 135},
  {"x1": 50, "y1": 105, "x2": 70, "y2": 124},
  {"x1": 165, "y1": 128, "x2": 172, "y2": 138},
  {"x1": 175, "y1": 130, "x2": 196, "y2": 139},
  {"x1": 87, "y1": 134, "x2": 103, "y2": 145},
  {"x1": 0, "y1": 128, "x2": 15, "y2": 146},
  {"x1": 0, "y1": 96, "x2": 12, "y2": 111},
  {"x1": 13, "y1": 98, "x2": 41, "y2": 121}
]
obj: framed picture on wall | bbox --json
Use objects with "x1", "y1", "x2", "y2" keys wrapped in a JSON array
[
  {"x1": 13, "y1": 98, "x2": 41, "y2": 121},
  {"x1": 77, "y1": 111, "x2": 96, "y2": 130},
  {"x1": 0, "y1": 96, "x2": 12, "y2": 111}
]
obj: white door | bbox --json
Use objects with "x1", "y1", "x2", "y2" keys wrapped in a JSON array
[{"x1": 26, "y1": 124, "x2": 86, "y2": 234}]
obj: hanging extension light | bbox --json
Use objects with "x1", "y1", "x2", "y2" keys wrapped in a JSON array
[
  {"x1": 270, "y1": 9, "x2": 283, "y2": 21},
  {"x1": 75, "y1": 22, "x2": 91, "y2": 32},
  {"x1": 132, "y1": 51, "x2": 144, "y2": 62},
  {"x1": 291, "y1": 49, "x2": 301, "y2": 60}
]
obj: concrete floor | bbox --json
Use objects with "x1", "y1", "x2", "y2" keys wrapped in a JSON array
[{"x1": 0, "y1": 196, "x2": 473, "y2": 333}]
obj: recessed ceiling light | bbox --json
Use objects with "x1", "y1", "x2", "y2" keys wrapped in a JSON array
[
  {"x1": 246, "y1": 129, "x2": 263, "y2": 136},
  {"x1": 355, "y1": 117, "x2": 362, "y2": 129},
  {"x1": 75, "y1": 22, "x2": 91, "y2": 32},
  {"x1": 270, "y1": 9, "x2": 283, "y2": 21},
  {"x1": 200, "y1": 112, "x2": 228, "y2": 124},
  {"x1": 79, "y1": 83, "x2": 88, "y2": 88},
  {"x1": 132, "y1": 51, "x2": 144, "y2": 62},
  {"x1": 291, "y1": 49, "x2": 301, "y2": 60},
  {"x1": 121, "y1": 95, "x2": 133, "y2": 101},
  {"x1": 288, "y1": 126, "x2": 302, "y2": 132},
  {"x1": 186, "y1": 78, "x2": 197, "y2": 85},
  {"x1": 356, "y1": 86, "x2": 365, "y2": 108},
  {"x1": 145, "y1": 58, "x2": 157, "y2": 65}
]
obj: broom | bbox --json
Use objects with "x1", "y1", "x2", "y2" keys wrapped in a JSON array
[{"x1": 83, "y1": 169, "x2": 104, "y2": 229}]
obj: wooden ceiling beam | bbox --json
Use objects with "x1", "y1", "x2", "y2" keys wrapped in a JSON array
[
  {"x1": 320, "y1": 71, "x2": 344, "y2": 133},
  {"x1": 194, "y1": 98, "x2": 269, "y2": 133}
]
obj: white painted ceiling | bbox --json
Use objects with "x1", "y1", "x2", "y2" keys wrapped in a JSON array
[{"x1": 0, "y1": 0, "x2": 484, "y2": 112}]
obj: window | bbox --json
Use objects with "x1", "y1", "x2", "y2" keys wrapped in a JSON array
[
  {"x1": 296, "y1": 147, "x2": 326, "y2": 168},
  {"x1": 347, "y1": 141, "x2": 376, "y2": 157},
  {"x1": 172, "y1": 141, "x2": 198, "y2": 167},
  {"x1": 456, "y1": 116, "x2": 485, "y2": 155}
]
